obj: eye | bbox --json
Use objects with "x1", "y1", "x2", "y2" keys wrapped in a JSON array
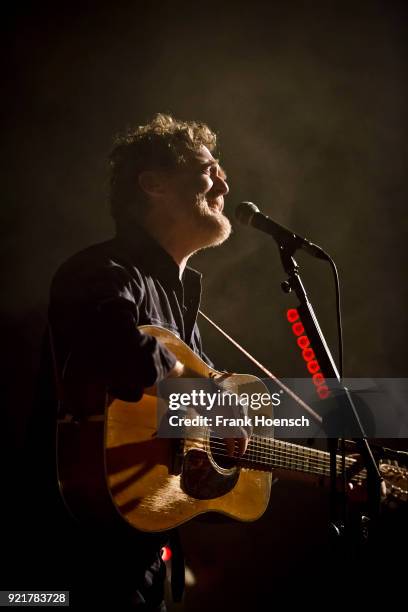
[{"x1": 203, "y1": 165, "x2": 216, "y2": 176}]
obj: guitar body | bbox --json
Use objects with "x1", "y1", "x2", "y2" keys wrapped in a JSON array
[{"x1": 57, "y1": 325, "x2": 273, "y2": 532}]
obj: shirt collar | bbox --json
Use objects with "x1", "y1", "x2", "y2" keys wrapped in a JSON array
[{"x1": 114, "y1": 223, "x2": 202, "y2": 288}]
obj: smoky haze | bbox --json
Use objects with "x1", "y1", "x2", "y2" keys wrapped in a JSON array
[{"x1": 2, "y1": 0, "x2": 407, "y2": 607}]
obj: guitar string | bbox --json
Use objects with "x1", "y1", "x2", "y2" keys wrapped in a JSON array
[
  {"x1": 187, "y1": 434, "x2": 335, "y2": 461},
  {"x1": 177, "y1": 420, "x2": 351, "y2": 464},
  {"x1": 212, "y1": 439, "x2": 340, "y2": 463},
  {"x1": 212, "y1": 450, "x2": 349, "y2": 476},
  {"x1": 186, "y1": 440, "x2": 366, "y2": 483},
  {"x1": 183, "y1": 435, "x2": 403, "y2": 494},
  {"x1": 177, "y1": 422, "x2": 401, "y2": 487},
  {"x1": 178, "y1": 428, "x2": 403, "y2": 486},
  {"x1": 190, "y1": 430, "x2": 346, "y2": 459},
  {"x1": 238, "y1": 435, "x2": 354, "y2": 469},
  {"x1": 202, "y1": 434, "x2": 356, "y2": 469},
  {"x1": 210, "y1": 451, "x2": 365, "y2": 483},
  {"x1": 185, "y1": 436, "x2": 361, "y2": 479},
  {"x1": 212, "y1": 447, "x2": 353, "y2": 476},
  {"x1": 189, "y1": 435, "x2": 355, "y2": 470},
  {"x1": 171, "y1": 424, "x2": 401, "y2": 479}
]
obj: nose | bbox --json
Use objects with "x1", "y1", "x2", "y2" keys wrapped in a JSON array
[{"x1": 213, "y1": 174, "x2": 229, "y2": 197}]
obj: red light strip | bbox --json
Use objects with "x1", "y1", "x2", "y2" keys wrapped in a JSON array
[
  {"x1": 286, "y1": 309, "x2": 330, "y2": 400},
  {"x1": 161, "y1": 546, "x2": 172, "y2": 561}
]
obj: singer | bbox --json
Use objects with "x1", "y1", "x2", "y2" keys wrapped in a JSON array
[
  {"x1": 33, "y1": 113, "x2": 247, "y2": 610},
  {"x1": 29, "y1": 112, "x2": 408, "y2": 611}
]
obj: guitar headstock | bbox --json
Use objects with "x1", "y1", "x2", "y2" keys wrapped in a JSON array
[{"x1": 380, "y1": 460, "x2": 408, "y2": 504}]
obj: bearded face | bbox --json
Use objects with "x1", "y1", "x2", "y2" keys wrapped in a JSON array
[{"x1": 157, "y1": 145, "x2": 232, "y2": 250}]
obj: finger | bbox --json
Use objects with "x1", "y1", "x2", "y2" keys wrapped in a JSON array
[
  {"x1": 237, "y1": 436, "x2": 249, "y2": 456},
  {"x1": 224, "y1": 438, "x2": 236, "y2": 457}
]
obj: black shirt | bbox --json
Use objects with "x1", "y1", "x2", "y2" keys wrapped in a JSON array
[
  {"x1": 49, "y1": 224, "x2": 211, "y2": 403},
  {"x1": 29, "y1": 225, "x2": 212, "y2": 607}
]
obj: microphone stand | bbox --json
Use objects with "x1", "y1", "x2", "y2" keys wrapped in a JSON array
[{"x1": 277, "y1": 243, "x2": 383, "y2": 551}]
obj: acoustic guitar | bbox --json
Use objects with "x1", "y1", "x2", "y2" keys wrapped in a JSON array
[{"x1": 57, "y1": 325, "x2": 408, "y2": 532}]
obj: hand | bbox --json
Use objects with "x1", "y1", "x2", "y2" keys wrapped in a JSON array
[
  {"x1": 224, "y1": 431, "x2": 250, "y2": 457},
  {"x1": 167, "y1": 360, "x2": 202, "y2": 379},
  {"x1": 165, "y1": 365, "x2": 253, "y2": 457}
]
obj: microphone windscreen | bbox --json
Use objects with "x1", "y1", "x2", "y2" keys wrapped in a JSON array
[{"x1": 235, "y1": 201, "x2": 260, "y2": 225}]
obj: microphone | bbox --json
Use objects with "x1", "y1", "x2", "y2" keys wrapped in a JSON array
[{"x1": 235, "y1": 202, "x2": 329, "y2": 260}]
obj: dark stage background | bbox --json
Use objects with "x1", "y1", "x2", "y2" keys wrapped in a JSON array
[{"x1": 2, "y1": 0, "x2": 407, "y2": 608}]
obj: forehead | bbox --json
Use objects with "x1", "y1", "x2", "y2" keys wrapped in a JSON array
[{"x1": 191, "y1": 144, "x2": 217, "y2": 165}]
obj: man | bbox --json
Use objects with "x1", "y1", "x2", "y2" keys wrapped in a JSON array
[{"x1": 40, "y1": 113, "x2": 248, "y2": 609}]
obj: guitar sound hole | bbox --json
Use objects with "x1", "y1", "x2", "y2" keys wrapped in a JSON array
[{"x1": 209, "y1": 435, "x2": 237, "y2": 469}]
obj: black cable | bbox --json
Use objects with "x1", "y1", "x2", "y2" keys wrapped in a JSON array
[{"x1": 326, "y1": 255, "x2": 343, "y2": 380}]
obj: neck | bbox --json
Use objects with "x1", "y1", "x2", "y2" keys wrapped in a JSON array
[
  {"x1": 223, "y1": 437, "x2": 361, "y2": 479},
  {"x1": 141, "y1": 217, "x2": 200, "y2": 279}
]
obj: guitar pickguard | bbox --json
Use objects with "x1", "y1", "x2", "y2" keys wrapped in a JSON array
[{"x1": 181, "y1": 449, "x2": 240, "y2": 500}]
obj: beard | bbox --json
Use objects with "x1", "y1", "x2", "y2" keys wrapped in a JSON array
[{"x1": 191, "y1": 194, "x2": 232, "y2": 249}]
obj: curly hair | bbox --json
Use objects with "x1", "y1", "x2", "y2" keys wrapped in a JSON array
[{"x1": 109, "y1": 113, "x2": 218, "y2": 226}]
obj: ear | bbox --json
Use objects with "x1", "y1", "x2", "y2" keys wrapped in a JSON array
[{"x1": 138, "y1": 170, "x2": 166, "y2": 197}]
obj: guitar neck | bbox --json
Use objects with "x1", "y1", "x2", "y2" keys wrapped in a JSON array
[{"x1": 241, "y1": 435, "x2": 356, "y2": 478}]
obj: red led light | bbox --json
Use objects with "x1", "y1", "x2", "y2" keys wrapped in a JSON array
[
  {"x1": 307, "y1": 360, "x2": 320, "y2": 374},
  {"x1": 297, "y1": 335, "x2": 310, "y2": 349},
  {"x1": 317, "y1": 385, "x2": 330, "y2": 400},
  {"x1": 287, "y1": 309, "x2": 299, "y2": 323},
  {"x1": 292, "y1": 322, "x2": 304, "y2": 336},
  {"x1": 161, "y1": 546, "x2": 172, "y2": 561},
  {"x1": 302, "y1": 347, "x2": 315, "y2": 362},
  {"x1": 312, "y1": 372, "x2": 325, "y2": 386},
  {"x1": 285, "y1": 311, "x2": 329, "y2": 401}
]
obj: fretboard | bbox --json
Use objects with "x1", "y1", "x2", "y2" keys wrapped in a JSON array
[{"x1": 240, "y1": 435, "x2": 357, "y2": 478}]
